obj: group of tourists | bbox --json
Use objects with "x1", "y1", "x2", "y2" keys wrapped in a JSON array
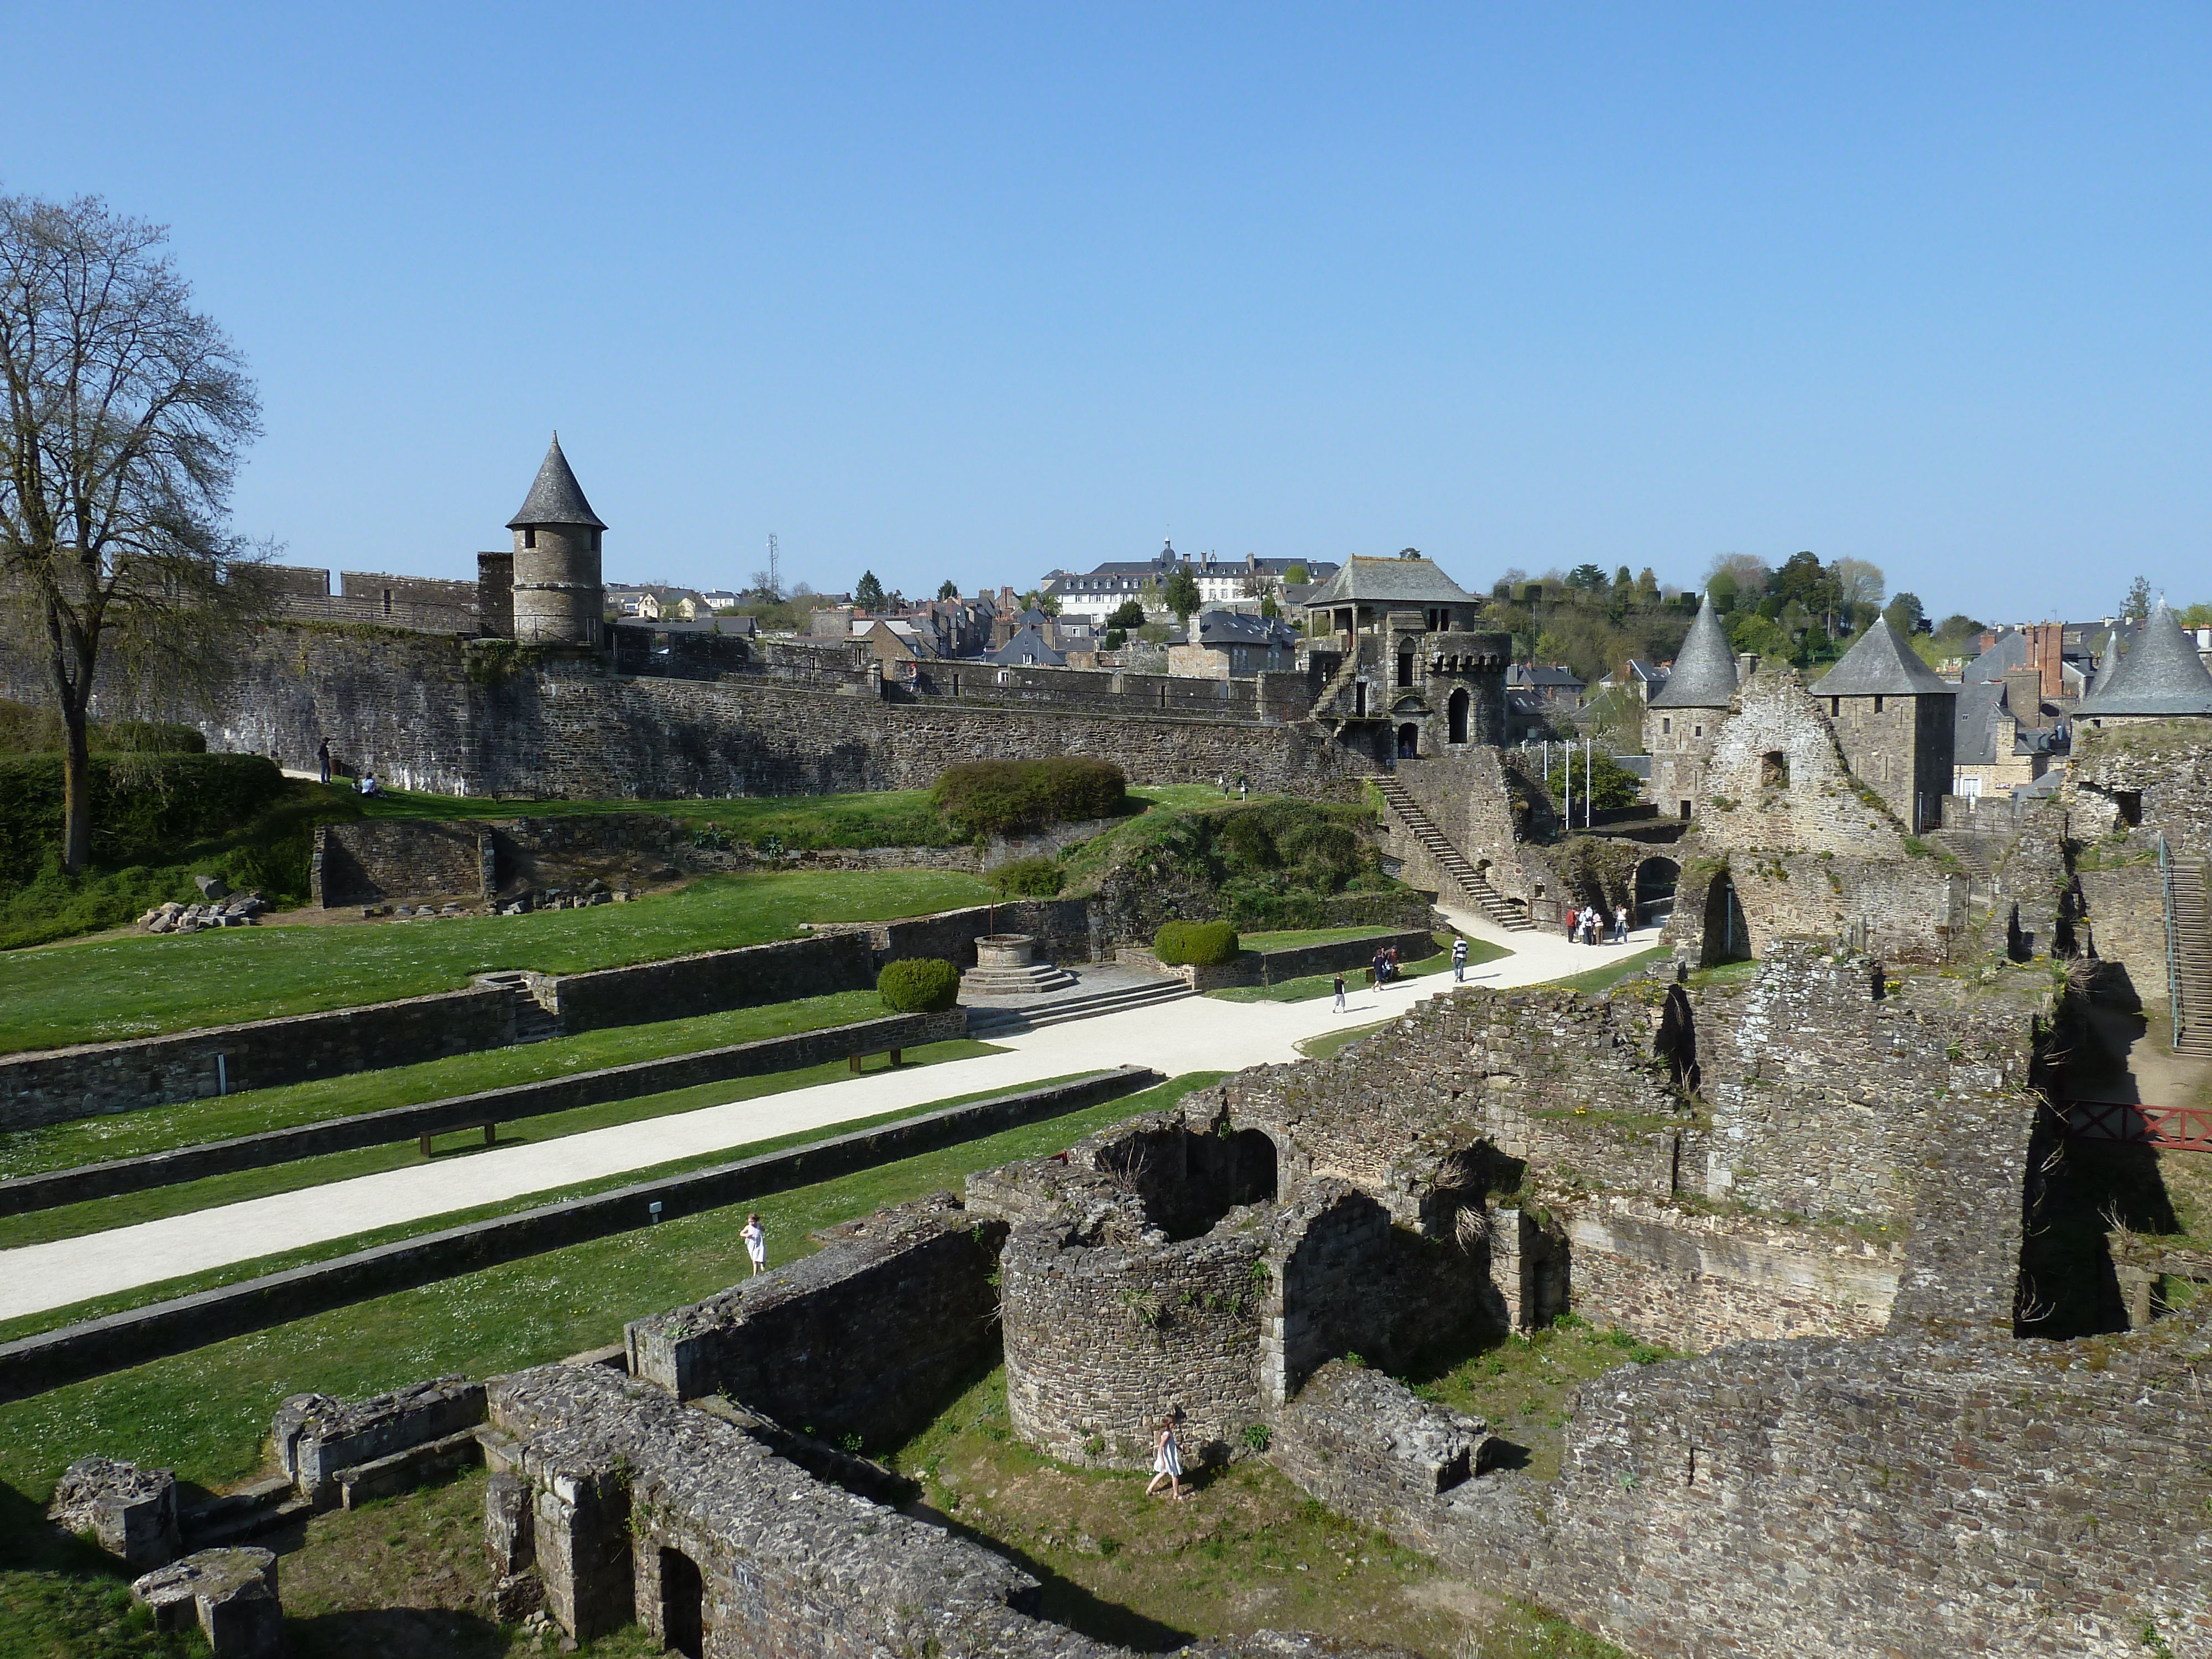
[{"x1": 1563, "y1": 902, "x2": 1632, "y2": 945}]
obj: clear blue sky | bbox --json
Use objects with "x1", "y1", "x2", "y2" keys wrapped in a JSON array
[{"x1": 8, "y1": 3, "x2": 2208, "y2": 621}]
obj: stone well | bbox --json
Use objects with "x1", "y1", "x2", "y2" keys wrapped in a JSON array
[{"x1": 959, "y1": 933, "x2": 1076, "y2": 997}]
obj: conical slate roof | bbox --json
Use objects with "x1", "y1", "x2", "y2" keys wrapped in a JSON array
[
  {"x1": 507, "y1": 434, "x2": 606, "y2": 530},
  {"x1": 1648, "y1": 595, "x2": 1741, "y2": 708},
  {"x1": 2086, "y1": 629, "x2": 2121, "y2": 698},
  {"x1": 1814, "y1": 617, "x2": 1954, "y2": 697},
  {"x1": 2081, "y1": 600, "x2": 2212, "y2": 717}
]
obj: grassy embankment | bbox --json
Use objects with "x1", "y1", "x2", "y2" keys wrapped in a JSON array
[
  {"x1": 0, "y1": 1073, "x2": 1222, "y2": 1499},
  {"x1": 0, "y1": 866, "x2": 994, "y2": 1056}
]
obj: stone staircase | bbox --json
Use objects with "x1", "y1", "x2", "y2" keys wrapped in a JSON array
[
  {"x1": 1930, "y1": 830, "x2": 1996, "y2": 880},
  {"x1": 964, "y1": 977, "x2": 1198, "y2": 1039},
  {"x1": 1373, "y1": 776, "x2": 1533, "y2": 932},
  {"x1": 2170, "y1": 859, "x2": 2212, "y2": 1060},
  {"x1": 958, "y1": 960, "x2": 1078, "y2": 998},
  {"x1": 476, "y1": 972, "x2": 566, "y2": 1044},
  {"x1": 1308, "y1": 646, "x2": 1368, "y2": 722}
]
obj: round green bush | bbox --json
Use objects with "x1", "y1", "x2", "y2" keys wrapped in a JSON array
[
  {"x1": 878, "y1": 957, "x2": 961, "y2": 1013},
  {"x1": 1153, "y1": 920, "x2": 1240, "y2": 967},
  {"x1": 991, "y1": 855, "x2": 1065, "y2": 898}
]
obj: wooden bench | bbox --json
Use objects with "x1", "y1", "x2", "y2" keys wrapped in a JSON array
[
  {"x1": 847, "y1": 1049, "x2": 904, "y2": 1073},
  {"x1": 420, "y1": 1123, "x2": 498, "y2": 1158}
]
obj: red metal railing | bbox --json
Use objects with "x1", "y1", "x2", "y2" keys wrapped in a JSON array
[{"x1": 2063, "y1": 1099, "x2": 2212, "y2": 1154}]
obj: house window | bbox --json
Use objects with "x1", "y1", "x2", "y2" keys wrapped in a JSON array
[
  {"x1": 1693, "y1": 724, "x2": 1703, "y2": 738},
  {"x1": 381, "y1": 588, "x2": 393, "y2": 617},
  {"x1": 523, "y1": 528, "x2": 536, "y2": 549},
  {"x1": 1661, "y1": 717, "x2": 1672, "y2": 735},
  {"x1": 1829, "y1": 697, "x2": 1840, "y2": 716},
  {"x1": 1872, "y1": 695, "x2": 1885, "y2": 713},
  {"x1": 1760, "y1": 750, "x2": 1789, "y2": 788}
]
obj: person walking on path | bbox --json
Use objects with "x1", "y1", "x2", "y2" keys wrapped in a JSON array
[
  {"x1": 1452, "y1": 936, "x2": 1468, "y2": 982},
  {"x1": 1332, "y1": 972, "x2": 1347, "y2": 1013},
  {"x1": 1145, "y1": 1415, "x2": 1187, "y2": 1502},
  {"x1": 1579, "y1": 907, "x2": 1598, "y2": 946},
  {"x1": 1563, "y1": 905, "x2": 1579, "y2": 943},
  {"x1": 740, "y1": 1212, "x2": 767, "y2": 1276},
  {"x1": 1613, "y1": 904, "x2": 1630, "y2": 945},
  {"x1": 316, "y1": 738, "x2": 331, "y2": 786}
]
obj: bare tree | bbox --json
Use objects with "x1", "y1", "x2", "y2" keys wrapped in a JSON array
[
  {"x1": 0, "y1": 194, "x2": 263, "y2": 875},
  {"x1": 1829, "y1": 557, "x2": 1886, "y2": 610}
]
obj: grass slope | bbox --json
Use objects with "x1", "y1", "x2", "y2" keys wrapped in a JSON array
[
  {"x1": 0, "y1": 1073, "x2": 1223, "y2": 1498},
  {"x1": 0, "y1": 867, "x2": 993, "y2": 1056}
]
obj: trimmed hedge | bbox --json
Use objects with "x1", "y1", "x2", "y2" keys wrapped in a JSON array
[
  {"x1": 930, "y1": 757, "x2": 1126, "y2": 838},
  {"x1": 878, "y1": 957, "x2": 962, "y2": 1013},
  {"x1": 1154, "y1": 920, "x2": 1240, "y2": 967}
]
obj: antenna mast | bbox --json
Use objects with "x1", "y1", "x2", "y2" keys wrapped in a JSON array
[{"x1": 768, "y1": 533, "x2": 781, "y2": 599}]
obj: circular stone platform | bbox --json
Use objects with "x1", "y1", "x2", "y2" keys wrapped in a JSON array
[{"x1": 961, "y1": 934, "x2": 1077, "y2": 997}]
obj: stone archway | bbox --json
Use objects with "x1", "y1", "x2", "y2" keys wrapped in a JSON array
[
  {"x1": 1448, "y1": 687, "x2": 1470, "y2": 745},
  {"x1": 1634, "y1": 857, "x2": 1679, "y2": 927},
  {"x1": 1397, "y1": 723, "x2": 1419, "y2": 759},
  {"x1": 1701, "y1": 870, "x2": 1750, "y2": 966}
]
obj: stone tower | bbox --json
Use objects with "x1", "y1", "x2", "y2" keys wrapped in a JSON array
[
  {"x1": 1644, "y1": 596, "x2": 1741, "y2": 819},
  {"x1": 507, "y1": 434, "x2": 607, "y2": 647},
  {"x1": 1814, "y1": 617, "x2": 1956, "y2": 833}
]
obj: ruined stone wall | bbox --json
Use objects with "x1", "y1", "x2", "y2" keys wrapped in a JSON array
[
  {"x1": 1699, "y1": 668, "x2": 1910, "y2": 857},
  {"x1": 1825, "y1": 690, "x2": 1954, "y2": 833},
  {"x1": 313, "y1": 819, "x2": 483, "y2": 904},
  {"x1": 1668, "y1": 850, "x2": 1968, "y2": 965},
  {"x1": 2069, "y1": 721, "x2": 2212, "y2": 862},
  {"x1": 1000, "y1": 1215, "x2": 1269, "y2": 1468},
  {"x1": 1554, "y1": 1192, "x2": 1900, "y2": 1349},
  {"x1": 625, "y1": 1197, "x2": 1003, "y2": 1449}
]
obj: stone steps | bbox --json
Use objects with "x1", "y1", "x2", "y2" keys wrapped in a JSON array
[
  {"x1": 958, "y1": 962, "x2": 1079, "y2": 998},
  {"x1": 1374, "y1": 777, "x2": 1533, "y2": 932},
  {"x1": 965, "y1": 978, "x2": 1197, "y2": 1037},
  {"x1": 2170, "y1": 865, "x2": 2212, "y2": 1057}
]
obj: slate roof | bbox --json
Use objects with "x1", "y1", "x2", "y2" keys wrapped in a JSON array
[
  {"x1": 1648, "y1": 596, "x2": 1740, "y2": 708},
  {"x1": 2080, "y1": 599, "x2": 2212, "y2": 717},
  {"x1": 508, "y1": 434, "x2": 606, "y2": 530},
  {"x1": 1953, "y1": 681, "x2": 2009, "y2": 766},
  {"x1": 2086, "y1": 629, "x2": 2123, "y2": 698},
  {"x1": 1303, "y1": 554, "x2": 1477, "y2": 608},
  {"x1": 1963, "y1": 630, "x2": 2027, "y2": 684},
  {"x1": 986, "y1": 625, "x2": 1065, "y2": 666},
  {"x1": 1193, "y1": 609, "x2": 1298, "y2": 649},
  {"x1": 1814, "y1": 618, "x2": 1954, "y2": 697}
]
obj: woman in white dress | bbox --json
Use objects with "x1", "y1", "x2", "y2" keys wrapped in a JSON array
[{"x1": 1144, "y1": 1415, "x2": 1186, "y2": 1502}]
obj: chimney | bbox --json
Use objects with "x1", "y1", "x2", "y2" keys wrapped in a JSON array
[{"x1": 1736, "y1": 653, "x2": 1758, "y2": 684}]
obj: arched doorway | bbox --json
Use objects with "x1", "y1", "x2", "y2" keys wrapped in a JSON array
[
  {"x1": 1448, "y1": 687, "x2": 1469, "y2": 745},
  {"x1": 1700, "y1": 870, "x2": 1750, "y2": 966},
  {"x1": 1396, "y1": 646, "x2": 1415, "y2": 688},
  {"x1": 1634, "y1": 857, "x2": 1679, "y2": 927},
  {"x1": 1397, "y1": 723, "x2": 1419, "y2": 759},
  {"x1": 659, "y1": 1547, "x2": 703, "y2": 1658}
]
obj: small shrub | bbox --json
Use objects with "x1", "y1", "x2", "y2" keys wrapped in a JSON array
[
  {"x1": 878, "y1": 957, "x2": 961, "y2": 1013},
  {"x1": 1154, "y1": 919, "x2": 1239, "y2": 966},
  {"x1": 1242, "y1": 1422, "x2": 1272, "y2": 1452},
  {"x1": 930, "y1": 757, "x2": 1127, "y2": 837},
  {"x1": 990, "y1": 854, "x2": 1064, "y2": 897}
]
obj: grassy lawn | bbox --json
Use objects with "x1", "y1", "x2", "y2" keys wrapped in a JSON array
[
  {"x1": 0, "y1": 1035, "x2": 1006, "y2": 1253},
  {"x1": 1540, "y1": 944, "x2": 1667, "y2": 996},
  {"x1": 0, "y1": 1073, "x2": 1224, "y2": 1498},
  {"x1": 0, "y1": 867, "x2": 994, "y2": 1056},
  {"x1": 1295, "y1": 1019, "x2": 1395, "y2": 1061},
  {"x1": 881, "y1": 1367, "x2": 1625, "y2": 1658},
  {"x1": 0, "y1": 988, "x2": 920, "y2": 1180},
  {"x1": 1406, "y1": 1315, "x2": 1675, "y2": 1486}
]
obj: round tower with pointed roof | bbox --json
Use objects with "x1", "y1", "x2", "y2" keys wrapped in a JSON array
[
  {"x1": 2079, "y1": 598, "x2": 2212, "y2": 728},
  {"x1": 1644, "y1": 595, "x2": 1743, "y2": 820},
  {"x1": 508, "y1": 434, "x2": 607, "y2": 647}
]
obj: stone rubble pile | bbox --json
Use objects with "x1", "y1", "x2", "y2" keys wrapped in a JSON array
[{"x1": 138, "y1": 892, "x2": 268, "y2": 934}]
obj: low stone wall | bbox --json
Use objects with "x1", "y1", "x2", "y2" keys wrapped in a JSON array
[
  {"x1": 0, "y1": 984, "x2": 518, "y2": 1135},
  {"x1": 0, "y1": 1010, "x2": 964, "y2": 1216},
  {"x1": 1120, "y1": 928, "x2": 1439, "y2": 990},
  {"x1": 627, "y1": 1195, "x2": 1004, "y2": 1448},
  {"x1": 0, "y1": 1068, "x2": 1156, "y2": 1403},
  {"x1": 312, "y1": 820, "x2": 485, "y2": 906},
  {"x1": 550, "y1": 932, "x2": 873, "y2": 1031},
  {"x1": 1269, "y1": 1360, "x2": 1495, "y2": 1525},
  {"x1": 272, "y1": 1375, "x2": 486, "y2": 1507}
]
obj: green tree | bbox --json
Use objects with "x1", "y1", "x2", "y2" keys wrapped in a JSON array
[
  {"x1": 1108, "y1": 597, "x2": 1147, "y2": 631},
  {"x1": 2122, "y1": 575, "x2": 2152, "y2": 620},
  {"x1": 0, "y1": 194, "x2": 265, "y2": 876},
  {"x1": 937, "y1": 579, "x2": 959, "y2": 600},
  {"x1": 1707, "y1": 571, "x2": 1739, "y2": 613},
  {"x1": 1163, "y1": 566, "x2": 1202, "y2": 624},
  {"x1": 1884, "y1": 592, "x2": 1926, "y2": 634},
  {"x1": 1260, "y1": 590, "x2": 1281, "y2": 619},
  {"x1": 1636, "y1": 567, "x2": 1660, "y2": 602},
  {"x1": 1283, "y1": 562, "x2": 1309, "y2": 585},
  {"x1": 854, "y1": 570, "x2": 886, "y2": 610},
  {"x1": 1566, "y1": 563, "x2": 1608, "y2": 592}
]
